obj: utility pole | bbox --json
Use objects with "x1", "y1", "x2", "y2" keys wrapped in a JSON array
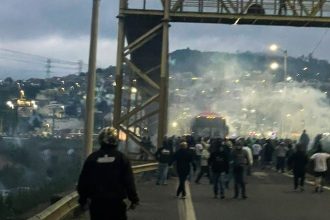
[
  {"x1": 84, "y1": 0, "x2": 100, "y2": 158},
  {"x1": 46, "y1": 58, "x2": 51, "y2": 78},
  {"x1": 78, "y1": 60, "x2": 83, "y2": 74}
]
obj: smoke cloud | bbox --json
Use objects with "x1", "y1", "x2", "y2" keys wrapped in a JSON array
[{"x1": 168, "y1": 53, "x2": 330, "y2": 140}]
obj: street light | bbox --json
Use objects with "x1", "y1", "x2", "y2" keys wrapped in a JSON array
[
  {"x1": 270, "y1": 62, "x2": 279, "y2": 70},
  {"x1": 269, "y1": 44, "x2": 288, "y2": 81}
]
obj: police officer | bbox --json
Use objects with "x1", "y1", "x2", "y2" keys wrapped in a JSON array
[{"x1": 77, "y1": 127, "x2": 139, "y2": 220}]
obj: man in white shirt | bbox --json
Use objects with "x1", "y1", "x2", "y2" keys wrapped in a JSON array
[
  {"x1": 251, "y1": 141, "x2": 262, "y2": 167},
  {"x1": 310, "y1": 150, "x2": 330, "y2": 192},
  {"x1": 243, "y1": 146, "x2": 253, "y2": 176}
]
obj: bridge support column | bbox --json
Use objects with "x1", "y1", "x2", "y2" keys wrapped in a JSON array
[
  {"x1": 114, "y1": 0, "x2": 127, "y2": 127},
  {"x1": 157, "y1": 0, "x2": 170, "y2": 148}
]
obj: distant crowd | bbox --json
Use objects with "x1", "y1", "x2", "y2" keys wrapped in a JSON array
[{"x1": 154, "y1": 130, "x2": 330, "y2": 199}]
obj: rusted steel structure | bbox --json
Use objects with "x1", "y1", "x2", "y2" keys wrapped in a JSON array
[{"x1": 114, "y1": 0, "x2": 330, "y2": 154}]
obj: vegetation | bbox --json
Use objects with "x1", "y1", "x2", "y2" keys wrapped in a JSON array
[{"x1": 0, "y1": 138, "x2": 83, "y2": 219}]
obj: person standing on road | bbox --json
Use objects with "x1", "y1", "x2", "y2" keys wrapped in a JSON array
[
  {"x1": 287, "y1": 143, "x2": 308, "y2": 192},
  {"x1": 275, "y1": 142, "x2": 288, "y2": 173},
  {"x1": 232, "y1": 138, "x2": 250, "y2": 199},
  {"x1": 195, "y1": 144, "x2": 211, "y2": 184},
  {"x1": 243, "y1": 143, "x2": 253, "y2": 176},
  {"x1": 251, "y1": 140, "x2": 262, "y2": 167},
  {"x1": 155, "y1": 139, "x2": 173, "y2": 185},
  {"x1": 170, "y1": 141, "x2": 195, "y2": 199},
  {"x1": 77, "y1": 127, "x2": 139, "y2": 220},
  {"x1": 299, "y1": 130, "x2": 310, "y2": 152},
  {"x1": 310, "y1": 149, "x2": 330, "y2": 193},
  {"x1": 209, "y1": 143, "x2": 229, "y2": 199}
]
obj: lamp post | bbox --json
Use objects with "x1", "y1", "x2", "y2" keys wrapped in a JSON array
[
  {"x1": 269, "y1": 44, "x2": 288, "y2": 82},
  {"x1": 270, "y1": 44, "x2": 288, "y2": 138}
]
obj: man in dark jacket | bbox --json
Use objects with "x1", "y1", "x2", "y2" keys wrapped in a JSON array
[
  {"x1": 209, "y1": 143, "x2": 229, "y2": 199},
  {"x1": 299, "y1": 130, "x2": 310, "y2": 152},
  {"x1": 170, "y1": 141, "x2": 194, "y2": 199},
  {"x1": 288, "y1": 143, "x2": 308, "y2": 191},
  {"x1": 77, "y1": 127, "x2": 139, "y2": 220},
  {"x1": 155, "y1": 139, "x2": 173, "y2": 185},
  {"x1": 232, "y1": 138, "x2": 249, "y2": 199}
]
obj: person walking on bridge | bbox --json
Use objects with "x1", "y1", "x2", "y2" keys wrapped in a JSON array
[
  {"x1": 232, "y1": 138, "x2": 250, "y2": 199},
  {"x1": 170, "y1": 141, "x2": 195, "y2": 199},
  {"x1": 77, "y1": 127, "x2": 139, "y2": 220},
  {"x1": 195, "y1": 143, "x2": 211, "y2": 184},
  {"x1": 299, "y1": 130, "x2": 310, "y2": 152},
  {"x1": 310, "y1": 148, "x2": 330, "y2": 193},
  {"x1": 155, "y1": 138, "x2": 173, "y2": 185},
  {"x1": 209, "y1": 143, "x2": 229, "y2": 199},
  {"x1": 287, "y1": 143, "x2": 308, "y2": 192},
  {"x1": 275, "y1": 142, "x2": 288, "y2": 173}
]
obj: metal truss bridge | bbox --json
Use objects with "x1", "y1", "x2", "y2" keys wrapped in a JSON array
[{"x1": 114, "y1": 0, "x2": 330, "y2": 153}]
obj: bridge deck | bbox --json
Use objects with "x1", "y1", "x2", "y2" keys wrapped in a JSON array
[{"x1": 72, "y1": 169, "x2": 330, "y2": 220}]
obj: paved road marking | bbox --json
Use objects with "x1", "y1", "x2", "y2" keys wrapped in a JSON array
[
  {"x1": 177, "y1": 182, "x2": 197, "y2": 220},
  {"x1": 252, "y1": 171, "x2": 269, "y2": 178},
  {"x1": 279, "y1": 170, "x2": 330, "y2": 191}
]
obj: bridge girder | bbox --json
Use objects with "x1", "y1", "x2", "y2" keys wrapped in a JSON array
[{"x1": 113, "y1": 0, "x2": 330, "y2": 155}]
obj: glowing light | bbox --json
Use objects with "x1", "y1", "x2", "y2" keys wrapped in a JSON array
[
  {"x1": 172, "y1": 121, "x2": 178, "y2": 128},
  {"x1": 112, "y1": 82, "x2": 116, "y2": 86},
  {"x1": 286, "y1": 76, "x2": 292, "y2": 81},
  {"x1": 269, "y1": 44, "x2": 278, "y2": 51},
  {"x1": 235, "y1": 79, "x2": 240, "y2": 83},
  {"x1": 270, "y1": 62, "x2": 279, "y2": 70},
  {"x1": 250, "y1": 109, "x2": 256, "y2": 113},
  {"x1": 303, "y1": 67, "x2": 308, "y2": 71},
  {"x1": 201, "y1": 90, "x2": 206, "y2": 94},
  {"x1": 191, "y1": 77, "x2": 199, "y2": 80},
  {"x1": 131, "y1": 87, "x2": 137, "y2": 94},
  {"x1": 175, "y1": 88, "x2": 180, "y2": 91},
  {"x1": 6, "y1": 101, "x2": 14, "y2": 109}
]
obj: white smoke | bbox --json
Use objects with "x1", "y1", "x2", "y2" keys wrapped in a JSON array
[{"x1": 168, "y1": 55, "x2": 330, "y2": 140}]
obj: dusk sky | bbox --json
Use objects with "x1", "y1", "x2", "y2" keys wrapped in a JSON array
[{"x1": 1, "y1": 0, "x2": 330, "y2": 79}]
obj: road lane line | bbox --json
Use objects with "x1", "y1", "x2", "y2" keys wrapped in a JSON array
[{"x1": 177, "y1": 181, "x2": 197, "y2": 220}]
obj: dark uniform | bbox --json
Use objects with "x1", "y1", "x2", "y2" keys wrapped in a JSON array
[
  {"x1": 170, "y1": 142, "x2": 194, "y2": 198},
  {"x1": 77, "y1": 127, "x2": 139, "y2": 220}
]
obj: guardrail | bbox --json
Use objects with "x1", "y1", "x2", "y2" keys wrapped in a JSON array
[{"x1": 28, "y1": 162, "x2": 158, "y2": 220}]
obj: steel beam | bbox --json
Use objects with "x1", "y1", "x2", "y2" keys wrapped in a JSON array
[
  {"x1": 125, "y1": 58, "x2": 160, "y2": 90},
  {"x1": 157, "y1": 0, "x2": 170, "y2": 148},
  {"x1": 124, "y1": 23, "x2": 163, "y2": 54},
  {"x1": 117, "y1": 94, "x2": 159, "y2": 125},
  {"x1": 128, "y1": 109, "x2": 159, "y2": 127},
  {"x1": 84, "y1": 0, "x2": 100, "y2": 157},
  {"x1": 114, "y1": 0, "x2": 127, "y2": 127}
]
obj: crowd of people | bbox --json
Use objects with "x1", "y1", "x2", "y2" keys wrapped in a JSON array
[
  {"x1": 155, "y1": 130, "x2": 330, "y2": 199},
  {"x1": 76, "y1": 126, "x2": 330, "y2": 220}
]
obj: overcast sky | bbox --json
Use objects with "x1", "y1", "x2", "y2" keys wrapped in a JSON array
[{"x1": 1, "y1": 0, "x2": 330, "y2": 79}]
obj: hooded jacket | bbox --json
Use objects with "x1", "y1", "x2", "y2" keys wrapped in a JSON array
[{"x1": 77, "y1": 147, "x2": 139, "y2": 205}]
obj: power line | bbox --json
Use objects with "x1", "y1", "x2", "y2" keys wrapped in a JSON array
[
  {"x1": 0, "y1": 48, "x2": 88, "y2": 66},
  {"x1": 0, "y1": 48, "x2": 89, "y2": 78},
  {"x1": 310, "y1": 29, "x2": 329, "y2": 56}
]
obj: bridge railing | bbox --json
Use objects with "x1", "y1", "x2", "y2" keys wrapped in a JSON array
[
  {"x1": 126, "y1": 0, "x2": 330, "y2": 17},
  {"x1": 27, "y1": 162, "x2": 158, "y2": 220}
]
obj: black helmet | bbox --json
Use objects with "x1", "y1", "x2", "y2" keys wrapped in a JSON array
[{"x1": 98, "y1": 127, "x2": 118, "y2": 146}]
